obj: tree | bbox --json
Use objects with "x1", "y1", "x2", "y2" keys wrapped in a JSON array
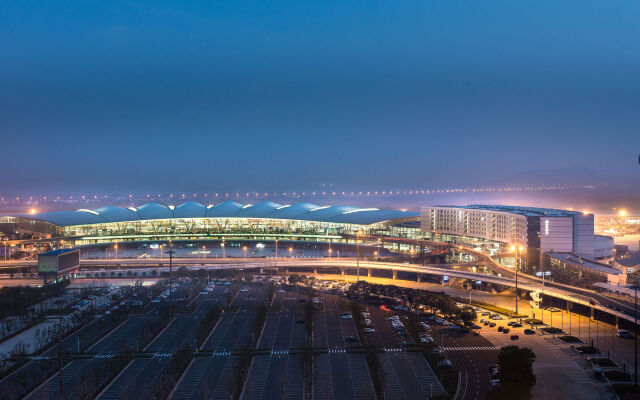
[
  {"x1": 288, "y1": 274, "x2": 301, "y2": 284},
  {"x1": 196, "y1": 268, "x2": 208, "y2": 280},
  {"x1": 458, "y1": 308, "x2": 477, "y2": 326},
  {"x1": 490, "y1": 346, "x2": 536, "y2": 399}
]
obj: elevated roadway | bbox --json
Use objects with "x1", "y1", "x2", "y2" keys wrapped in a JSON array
[{"x1": 22, "y1": 256, "x2": 631, "y2": 325}]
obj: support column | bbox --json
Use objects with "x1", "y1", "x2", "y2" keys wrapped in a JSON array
[
  {"x1": 367, "y1": 269, "x2": 372, "y2": 278},
  {"x1": 392, "y1": 270, "x2": 397, "y2": 280},
  {"x1": 417, "y1": 274, "x2": 422, "y2": 283},
  {"x1": 340, "y1": 268, "x2": 345, "y2": 276},
  {"x1": 259, "y1": 267, "x2": 264, "y2": 274},
  {"x1": 313, "y1": 268, "x2": 318, "y2": 275}
]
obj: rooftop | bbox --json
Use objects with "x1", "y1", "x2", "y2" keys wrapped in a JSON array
[
  {"x1": 15, "y1": 201, "x2": 419, "y2": 227},
  {"x1": 436, "y1": 205, "x2": 583, "y2": 218},
  {"x1": 547, "y1": 252, "x2": 621, "y2": 275},
  {"x1": 39, "y1": 248, "x2": 78, "y2": 256}
]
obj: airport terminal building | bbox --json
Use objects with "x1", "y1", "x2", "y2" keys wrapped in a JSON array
[{"x1": 6, "y1": 201, "x2": 420, "y2": 244}]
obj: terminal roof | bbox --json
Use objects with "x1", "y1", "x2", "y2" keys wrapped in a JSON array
[{"x1": 19, "y1": 201, "x2": 418, "y2": 227}]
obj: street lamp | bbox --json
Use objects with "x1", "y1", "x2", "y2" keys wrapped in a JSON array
[
  {"x1": 221, "y1": 239, "x2": 226, "y2": 258},
  {"x1": 243, "y1": 245, "x2": 247, "y2": 258},
  {"x1": 114, "y1": 242, "x2": 118, "y2": 259},
  {"x1": 289, "y1": 247, "x2": 293, "y2": 258},
  {"x1": 356, "y1": 230, "x2": 363, "y2": 282},
  {"x1": 630, "y1": 284, "x2": 640, "y2": 388},
  {"x1": 166, "y1": 247, "x2": 176, "y2": 322},
  {"x1": 275, "y1": 238, "x2": 278, "y2": 258},
  {"x1": 510, "y1": 245, "x2": 524, "y2": 315},
  {"x1": 328, "y1": 248, "x2": 332, "y2": 257}
]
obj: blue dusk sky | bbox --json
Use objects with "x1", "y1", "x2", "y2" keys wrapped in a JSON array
[{"x1": 0, "y1": 1, "x2": 639, "y2": 193}]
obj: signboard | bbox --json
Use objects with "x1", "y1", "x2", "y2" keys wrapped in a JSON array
[
  {"x1": 38, "y1": 255, "x2": 58, "y2": 274},
  {"x1": 38, "y1": 249, "x2": 80, "y2": 276}
]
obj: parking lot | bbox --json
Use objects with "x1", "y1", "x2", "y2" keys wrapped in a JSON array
[
  {"x1": 241, "y1": 354, "x2": 305, "y2": 400},
  {"x1": 97, "y1": 286, "x2": 226, "y2": 399},
  {"x1": 258, "y1": 291, "x2": 305, "y2": 351}
]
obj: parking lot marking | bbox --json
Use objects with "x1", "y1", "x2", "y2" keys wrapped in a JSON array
[{"x1": 441, "y1": 346, "x2": 499, "y2": 351}]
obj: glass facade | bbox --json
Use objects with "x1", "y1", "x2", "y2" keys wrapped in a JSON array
[{"x1": 54, "y1": 216, "x2": 422, "y2": 245}]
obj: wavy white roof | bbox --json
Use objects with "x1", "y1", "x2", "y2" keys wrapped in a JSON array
[{"x1": 23, "y1": 201, "x2": 418, "y2": 227}]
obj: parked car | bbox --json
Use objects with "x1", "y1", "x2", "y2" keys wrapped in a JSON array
[
  {"x1": 498, "y1": 326, "x2": 504, "y2": 332},
  {"x1": 502, "y1": 328, "x2": 511, "y2": 334},
  {"x1": 617, "y1": 329, "x2": 633, "y2": 339},
  {"x1": 524, "y1": 329, "x2": 535, "y2": 335},
  {"x1": 437, "y1": 359, "x2": 453, "y2": 368},
  {"x1": 489, "y1": 322, "x2": 496, "y2": 328},
  {"x1": 510, "y1": 334, "x2": 519, "y2": 340}
]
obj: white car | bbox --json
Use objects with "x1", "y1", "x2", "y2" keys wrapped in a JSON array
[{"x1": 363, "y1": 328, "x2": 375, "y2": 333}]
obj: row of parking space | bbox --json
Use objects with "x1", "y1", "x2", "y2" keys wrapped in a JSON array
[
  {"x1": 202, "y1": 310, "x2": 257, "y2": 352},
  {"x1": 170, "y1": 356, "x2": 239, "y2": 400},
  {"x1": 378, "y1": 352, "x2": 446, "y2": 400},
  {"x1": 241, "y1": 354, "x2": 304, "y2": 400}
]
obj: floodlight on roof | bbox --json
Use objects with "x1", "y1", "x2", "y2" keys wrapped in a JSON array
[
  {"x1": 342, "y1": 208, "x2": 379, "y2": 215},
  {"x1": 276, "y1": 205, "x2": 291, "y2": 210},
  {"x1": 77, "y1": 209, "x2": 100, "y2": 215},
  {"x1": 310, "y1": 206, "x2": 330, "y2": 212}
]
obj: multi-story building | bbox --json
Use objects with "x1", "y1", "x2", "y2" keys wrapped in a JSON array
[{"x1": 421, "y1": 205, "x2": 614, "y2": 275}]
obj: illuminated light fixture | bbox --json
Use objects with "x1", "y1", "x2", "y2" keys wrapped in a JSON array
[
  {"x1": 276, "y1": 205, "x2": 291, "y2": 210},
  {"x1": 77, "y1": 209, "x2": 100, "y2": 215},
  {"x1": 341, "y1": 208, "x2": 379, "y2": 215},
  {"x1": 310, "y1": 206, "x2": 330, "y2": 212},
  {"x1": 29, "y1": 209, "x2": 37, "y2": 214},
  {"x1": 206, "y1": 204, "x2": 215, "y2": 209},
  {"x1": 242, "y1": 204, "x2": 252, "y2": 209},
  {"x1": 168, "y1": 205, "x2": 175, "y2": 210},
  {"x1": 128, "y1": 207, "x2": 138, "y2": 213}
]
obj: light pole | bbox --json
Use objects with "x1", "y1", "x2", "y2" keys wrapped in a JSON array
[
  {"x1": 356, "y1": 230, "x2": 363, "y2": 282},
  {"x1": 114, "y1": 242, "x2": 118, "y2": 259},
  {"x1": 243, "y1": 245, "x2": 247, "y2": 258},
  {"x1": 221, "y1": 239, "x2": 226, "y2": 258},
  {"x1": 275, "y1": 238, "x2": 278, "y2": 258},
  {"x1": 289, "y1": 247, "x2": 293, "y2": 258},
  {"x1": 510, "y1": 245, "x2": 523, "y2": 315},
  {"x1": 166, "y1": 247, "x2": 176, "y2": 322},
  {"x1": 631, "y1": 284, "x2": 639, "y2": 388}
]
